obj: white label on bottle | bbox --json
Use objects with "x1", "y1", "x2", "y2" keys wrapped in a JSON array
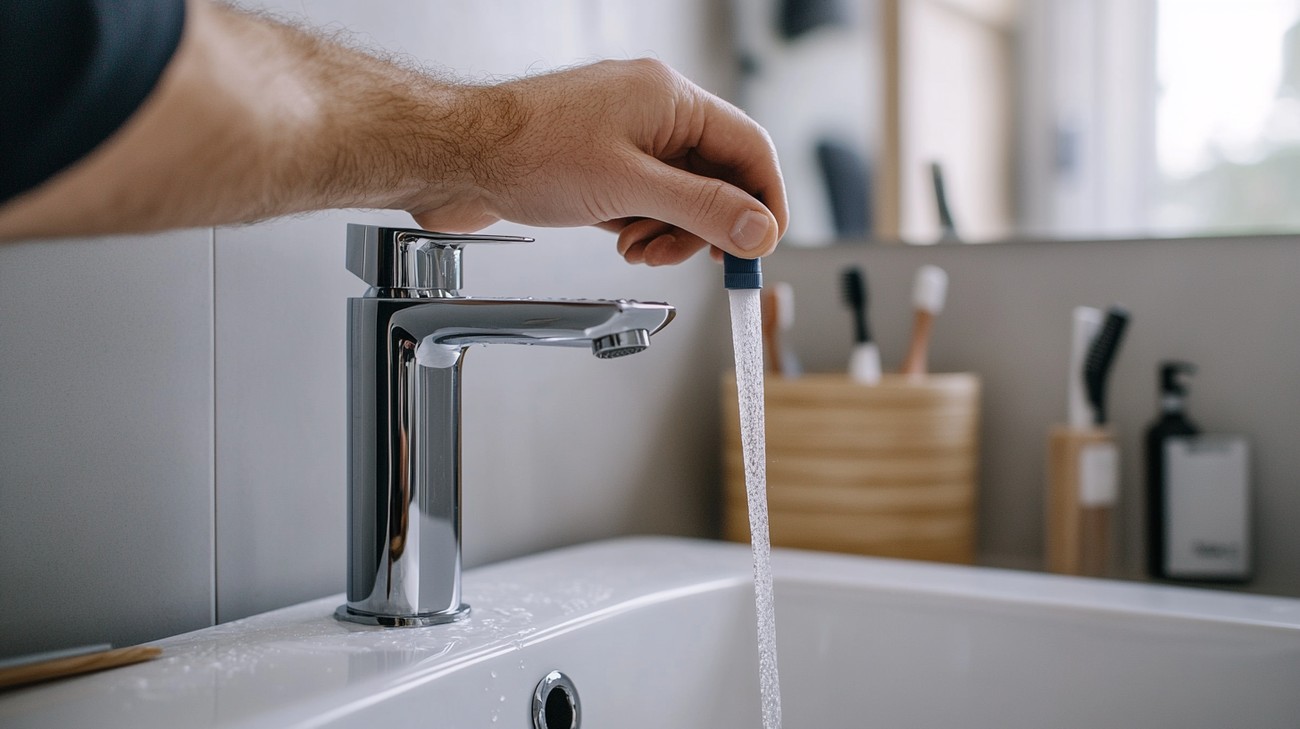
[
  {"x1": 1078, "y1": 442, "x2": 1119, "y2": 507},
  {"x1": 1165, "y1": 436, "x2": 1250, "y2": 578}
]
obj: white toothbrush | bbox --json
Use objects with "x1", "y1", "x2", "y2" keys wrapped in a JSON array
[
  {"x1": 901, "y1": 265, "x2": 948, "y2": 377},
  {"x1": 1068, "y1": 306, "x2": 1103, "y2": 429}
]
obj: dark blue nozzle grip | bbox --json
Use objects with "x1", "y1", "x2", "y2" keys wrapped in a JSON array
[{"x1": 722, "y1": 252, "x2": 763, "y2": 290}]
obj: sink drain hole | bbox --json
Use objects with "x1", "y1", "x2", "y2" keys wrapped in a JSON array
[
  {"x1": 545, "y1": 686, "x2": 574, "y2": 727},
  {"x1": 533, "y1": 671, "x2": 580, "y2": 729}
]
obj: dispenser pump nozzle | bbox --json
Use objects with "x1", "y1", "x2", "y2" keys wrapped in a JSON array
[{"x1": 723, "y1": 252, "x2": 763, "y2": 290}]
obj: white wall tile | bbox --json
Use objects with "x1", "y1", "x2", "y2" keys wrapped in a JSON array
[{"x1": 0, "y1": 231, "x2": 215, "y2": 655}]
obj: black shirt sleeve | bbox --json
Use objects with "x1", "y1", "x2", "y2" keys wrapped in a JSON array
[{"x1": 0, "y1": 0, "x2": 186, "y2": 206}]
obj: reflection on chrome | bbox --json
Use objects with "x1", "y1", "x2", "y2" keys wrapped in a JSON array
[{"x1": 336, "y1": 224, "x2": 674, "y2": 627}]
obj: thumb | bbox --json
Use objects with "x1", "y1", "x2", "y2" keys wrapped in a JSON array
[{"x1": 633, "y1": 161, "x2": 780, "y2": 258}]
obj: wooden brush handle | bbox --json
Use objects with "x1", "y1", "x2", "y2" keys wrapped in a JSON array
[
  {"x1": 901, "y1": 310, "x2": 934, "y2": 376},
  {"x1": 0, "y1": 645, "x2": 162, "y2": 690},
  {"x1": 760, "y1": 288, "x2": 783, "y2": 376}
]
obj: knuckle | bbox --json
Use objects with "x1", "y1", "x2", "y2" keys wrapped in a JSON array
[
  {"x1": 692, "y1": 179, "x2": 728, "y2": 220},
  {"x1": 627, "y1": 57, "x2": 678, "y2": 91},
  {"x1": 630, "y1": 57, "x2": 670, "y2": 75}
]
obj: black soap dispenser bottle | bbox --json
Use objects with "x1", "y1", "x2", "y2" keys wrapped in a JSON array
[{"x1": 1145, "y1": 361, "x2": 1199, "y2": 578}]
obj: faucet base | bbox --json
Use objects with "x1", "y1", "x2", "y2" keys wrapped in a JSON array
[{"x1": 333, "y1": 603, "x2": 471, "y2": 628}]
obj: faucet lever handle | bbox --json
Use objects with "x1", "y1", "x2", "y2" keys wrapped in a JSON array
[{"x1": 346, "y1": 224, "x2": 533, "y2": 294}]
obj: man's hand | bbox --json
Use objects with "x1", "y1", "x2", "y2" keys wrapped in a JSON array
[
  {"x1": 0, "y1": 2, "x2": 786, "y2": 264},
  {"x1": 407, "y1": 60, "x2": 787, "y2": 265}
]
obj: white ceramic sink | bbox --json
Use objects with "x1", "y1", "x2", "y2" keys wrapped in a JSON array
[{"x1": 3, "y1": 537, "x2": 1300, "y2": 728}]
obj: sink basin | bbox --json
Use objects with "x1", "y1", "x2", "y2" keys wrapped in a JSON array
[{"x1": 3, "y1": 536, "x2": 1299, "y2": 728}]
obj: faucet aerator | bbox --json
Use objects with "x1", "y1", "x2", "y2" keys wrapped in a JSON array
[{"x1": 592, "y1": 329, "x2": 651, "y2": 359}]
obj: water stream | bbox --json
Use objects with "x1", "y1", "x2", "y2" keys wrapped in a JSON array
[{"x1": 727, "y1": 288, "x2": 783, "y2": 729}]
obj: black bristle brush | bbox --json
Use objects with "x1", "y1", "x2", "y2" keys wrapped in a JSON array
[
  {"x1": 1084, "y1": 305, "x2": 1130, "y2": 425},
  {"x1": 841, "y1": 267, "x2": 881, "y2": 384}
]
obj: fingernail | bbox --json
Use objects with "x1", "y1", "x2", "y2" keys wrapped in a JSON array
[{"x1": 730, "y1": 210, "x2": 772, "y2": 251}]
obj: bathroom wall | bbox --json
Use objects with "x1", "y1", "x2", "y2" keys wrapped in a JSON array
[
  {"x1": 0, "y1": 0, "x2": 733, "y2": 656},
  {"x1": 0, "y1": 231, "x2": 217, "y2": 656},
  {"x1": 6, "y1": 0, "x2": 1299, "y2": 664},
  {"x1": 760, "y1": 234, "x2": 1300, "y2": 598}
]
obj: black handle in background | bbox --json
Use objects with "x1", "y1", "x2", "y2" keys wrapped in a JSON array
[
  {"x1": 841, "y1": 267, "x2": 871, "y2": 344},
  {"x1": 1084, "y1": 306, "x2": 1131, "y2": 426},
  {"x1": 930, "y1": 162, "x2": 958, "y2": 241}
]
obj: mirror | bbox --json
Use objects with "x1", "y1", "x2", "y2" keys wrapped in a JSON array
[{"x1": 734, "y1": 0, "x2": 1300, "y2": 245}]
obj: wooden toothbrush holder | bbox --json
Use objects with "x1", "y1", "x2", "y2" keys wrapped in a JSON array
[
  {"x1": 721, "y1": 372, "x2": 981, "y2": 564},
  {"x1": 1045, "y1": 425, "x2": 1119, "y2": 577}
]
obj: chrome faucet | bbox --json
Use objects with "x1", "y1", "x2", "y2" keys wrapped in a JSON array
[{"x1": 335, "y1": 224, "x2": 675, "y2": 626}]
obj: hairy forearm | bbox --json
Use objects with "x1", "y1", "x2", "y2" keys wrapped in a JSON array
[
  {"x1": 0, "y1": 0, "x2": 510, "y2": 240},
  {"x1": 0, "y1": 1, "x2": 786, "y2": 261}
]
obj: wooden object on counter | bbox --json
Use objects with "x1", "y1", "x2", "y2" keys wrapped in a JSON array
[
  {"x1": 760, "y1": 287, "x2": 783, "y2": 376},
  {"x1": 0, "y1": 645, "x2": 162, "y2": 690},
  {"x1": 722, "y1": 372, "x2": 980, "y2": 564},
  {"x1": 1046, "y1": 425, "x2": 1118, "y2": 577}
]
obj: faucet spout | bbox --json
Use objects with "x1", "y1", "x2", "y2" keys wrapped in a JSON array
[
  {"x1": 391, "y1": 298, "x2": 674, "y2": 358},
  {"x1": 337, "y1": 272, "x2": 673, "y2": 626}
]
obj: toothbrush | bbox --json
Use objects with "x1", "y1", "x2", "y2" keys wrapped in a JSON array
[
  {"x1": 1067, "y1": 306, "x2": 1103, "y2": 429},
  {"x1": 773, "y1": 282, "x2": 802, "y2": 377},
  {"x1": 1084, "y1": 305, "x2": 1131, "y2": 426},
  {"x1": 900, "y1": 265, "x2": 948, "y2": 377},
  {"x1": 930, "y1": 162, "x2": 959, "y2": 242},
  {"x1": 761, "y1": 282, "x2": 801, "y2": 377},
  {"x1": 841, "y1": 267, "x2": 881, "y2": 385}
]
